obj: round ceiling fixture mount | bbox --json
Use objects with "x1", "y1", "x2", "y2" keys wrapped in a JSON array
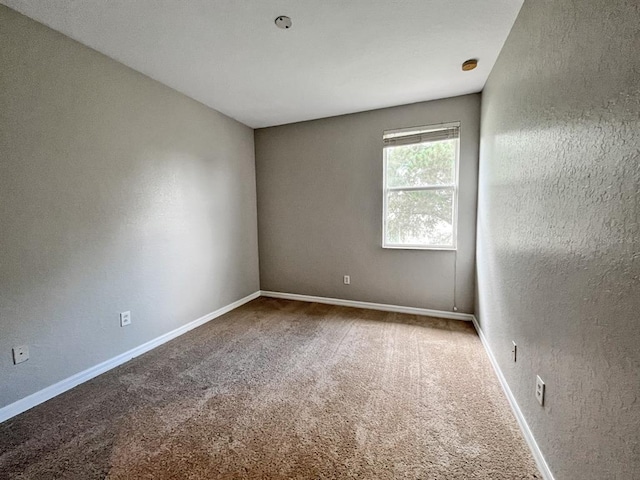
[
  {"x1": 275, "y1": 16, "x2": 292, "y2": 29},
  {"x1": 462, "y1": 59, "x2": 478, "y2": 71}
]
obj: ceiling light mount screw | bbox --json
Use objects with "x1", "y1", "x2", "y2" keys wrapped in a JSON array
[{"x1": 275, "y1": 16, "x2": 292, "y2": 29}]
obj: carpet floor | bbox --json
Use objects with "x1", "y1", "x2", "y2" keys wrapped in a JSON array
[{"x1": 0, "y1": 298, "x2": 540, "y2": 479}]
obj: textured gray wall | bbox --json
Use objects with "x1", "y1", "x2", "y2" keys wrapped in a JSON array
[
  {"x1": 255, "y1": 95, "x2": 480, "y2": 312},
  {"x1": 477, "y1": 1, "x2": 640, "y2": 478},
  {"x1": 0, "y1": 6, "x2": 259, "y2": 408}
]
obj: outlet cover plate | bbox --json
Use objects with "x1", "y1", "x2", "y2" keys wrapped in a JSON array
[
  {"x1": 536, "y1": 375, "x2": 545, "y2": 406},
  {"x1": 120, "y1": 311, "x2": 131, "y2": 327}
]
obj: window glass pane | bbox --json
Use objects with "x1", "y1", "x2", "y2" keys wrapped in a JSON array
[
  {"x1": 385, "y1": 189, "x2": 453, "y2": 246},
  {"x1": 386, "y1": 139, "x2": 455, "y2": 187}
]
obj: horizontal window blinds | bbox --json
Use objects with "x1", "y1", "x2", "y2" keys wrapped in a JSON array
[{"x1": 383, "y1": 124, "x2": 459, "y2": 148}]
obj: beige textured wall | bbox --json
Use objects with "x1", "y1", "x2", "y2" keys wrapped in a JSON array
[
  {"x1": 477, "y1": 1, "x2": 640, "y2": 478},
  {"x1": 0, "y1": 6, "x2": 259, "y2": 408},
  {"x1": 255, "y1": 95, "x2": 480, "y2": 312}
]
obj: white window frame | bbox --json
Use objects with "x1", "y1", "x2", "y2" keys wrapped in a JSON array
[{"x1": 382, "y1": 121, "x2": 460, "y2": 251}]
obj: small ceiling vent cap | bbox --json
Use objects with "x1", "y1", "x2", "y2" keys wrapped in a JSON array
[{"x1": 275, "y1": 16, "x2": 292, "y2": 29}]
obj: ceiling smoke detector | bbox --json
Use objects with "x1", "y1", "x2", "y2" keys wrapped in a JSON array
[{"x1": 275, "y1": 16, "x2": 292, "y2": 29}]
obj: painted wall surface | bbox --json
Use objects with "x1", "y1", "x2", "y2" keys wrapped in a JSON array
[
  {"x1": 0, "y1": 6, "x2": 259, "y2": 408},
  {"x1": 255, "y1": 95, "x2": 480, "y2": 312},
  {"x1": 476, "y1": 1, "x2": 640, "y2": 478}
]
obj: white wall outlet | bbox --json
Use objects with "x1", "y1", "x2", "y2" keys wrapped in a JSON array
[
  {"x1": 12, "y1": 345, "x2": 29, "y2": 364},
  {"x1": 343, "y1": 275, "x2": 350, "y2": 285},
  {"x1": 120, "y1": 311, "x2": 131, "y2": 327},
  {"x1": 512, "y1": 341, "x2": 517, "y2": 362},
  {"x1": 536, "y1": 375, "x2": 545, "y2": 406}
]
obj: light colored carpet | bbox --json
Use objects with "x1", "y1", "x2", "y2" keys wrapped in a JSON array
[{"x1": 0, "y1": 298, "x2": 540, "y2": 479}]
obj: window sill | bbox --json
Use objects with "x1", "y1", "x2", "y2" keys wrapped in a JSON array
[{"x1": 382, "y1": 244, "x2": 457, "y2": 251}]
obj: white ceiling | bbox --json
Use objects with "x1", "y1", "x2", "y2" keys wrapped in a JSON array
[{"x1": 2, "y1": 0, "x2": 523, "y2": 128}]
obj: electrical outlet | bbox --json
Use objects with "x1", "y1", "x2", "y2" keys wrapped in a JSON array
[
  {"x1": 536, "y1": 375, "x2": 545, "y2": 406},
  {"x1": 12, "y1": 345, "x2": 29, "y2": 365},
  {"x1": 120, "y1": 311, "x2": 131, "y2": 327},
  {"x1": 512, "y1": 341, "x2": 517, "y2": 362},
  {"x1": 343, "y1": 275, "x2": 350, "y2": 285}
]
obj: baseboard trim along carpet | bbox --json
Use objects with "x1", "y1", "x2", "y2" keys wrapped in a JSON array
[
  {"x1": 259, "y1": 291, "x2": 474, "y2": 321},
  {"x1": 0, "y1": 291, "x2": 261, "y2": 424},
  {"x1": 471, "y1": 316, "x2": 555, "y2": 480}
]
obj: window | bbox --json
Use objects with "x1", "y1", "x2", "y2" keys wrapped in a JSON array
[{"x1": 382, "y1": 122, "x2": 460, "y2": 249}]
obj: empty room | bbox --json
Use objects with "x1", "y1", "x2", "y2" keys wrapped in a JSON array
[{"x1": 1, "y1": 1, "x2": 638, "y2": 479}]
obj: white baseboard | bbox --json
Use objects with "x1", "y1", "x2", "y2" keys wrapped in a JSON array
[
  {"x1": 471, "y1": 316, "x2": 555, "y2": 480},
  {"x1": 260, "y1": 290, "x2": 474, "y2": 321},
  {"x1": 0, "y1": 291, "x2": 260, "y2": 424}
]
